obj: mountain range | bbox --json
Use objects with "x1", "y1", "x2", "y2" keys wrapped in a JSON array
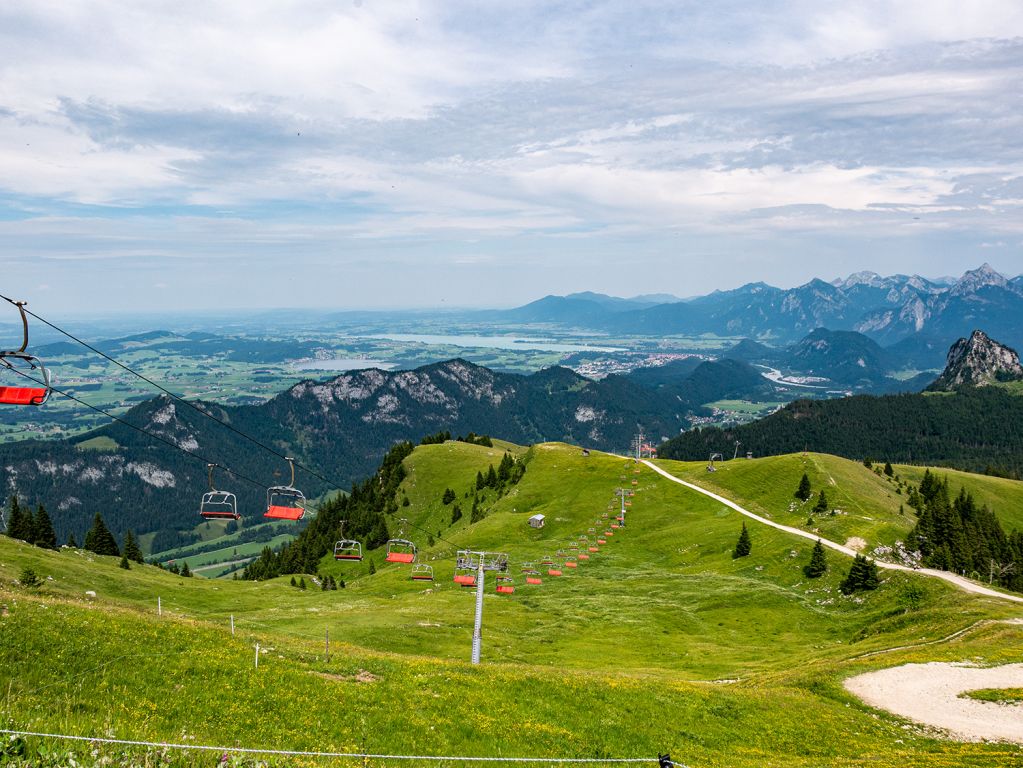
[{"x1": 503, "y1": 264, "x2": 1023, "y2": 364}]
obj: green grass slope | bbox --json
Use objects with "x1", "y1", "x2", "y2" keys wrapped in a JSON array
[
  {"x1": 651, "y1": 452, "x2": 919, "y2": 550},
  {"x1": 0, "y1": 442, "x2": 1021, "y2": 766},
  {"x1": 652, "y1": 451, "x2": 1023, "y2": 551}
]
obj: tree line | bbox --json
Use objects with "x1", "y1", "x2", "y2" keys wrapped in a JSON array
[{"x1": 658, "y1": 388, "x2": 1023, "y2": 478}]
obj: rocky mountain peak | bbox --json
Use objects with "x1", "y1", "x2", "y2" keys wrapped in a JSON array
[
  {"x1": 950, "y1": 263, "x2": 1008, "y2": 297},
  {"x1": 833, "y1": 270, "x2": 884, "y2": 289},
  {"x1": 928, "y1": 330, "x2": 1023, "y2": 391}
]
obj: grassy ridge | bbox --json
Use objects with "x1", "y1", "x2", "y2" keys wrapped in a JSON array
[{"x1": 1, "y1": 442, "x2": 1022, "y2": 766}]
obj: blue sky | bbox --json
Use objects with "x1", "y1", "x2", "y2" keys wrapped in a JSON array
[{"x1": 1, "y1": 1, "x2": 1021, "y2": 313}]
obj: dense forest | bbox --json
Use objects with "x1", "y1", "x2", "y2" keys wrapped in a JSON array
[
  {"x1": 908, "y1": 470, "x2": 1023, "y2": 591},
  {"x1": 658, "y1": 387, "x2": 1023, "y2": 477}
]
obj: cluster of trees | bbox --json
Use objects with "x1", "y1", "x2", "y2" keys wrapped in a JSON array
[
  {"x1": 4, "y1": 497, "x2": 57, "y2": 550},
  {"x1": 475, "y1": 453, "x2": 527, "y2": 492},
  {"x1": 908, "y1": 470, "x2": 1023, "y2": 591},
  {"x1": 658, "y1": 387, "x2": 1023, "y2": 477},
  {"x1": 732, "y1": 520, "x2": 879, "y2": 594},
  {"x1": 243, "y1": 441, "x2": 414, "y2": 580},
  {"x1": 421, "y1": 430, "x2": 495, "y2": 448},
  {"x1": 163, "y1": 560, "x2": 192, "y2": 576},
  {"x1": 320, "y1": 574, "x2": 342, "y2": 590},
  {"x1": 839, "y1": 554, "x2": 880, "y2": 594},
  {"x1": 794, "y1": 473, "x2": 833, "y2": 520},
  {"x1": 457, "y1": 432, "x2": 493, "y2": 447},
  {"x1": 4, "y1": 498, "x2": 144, "y2": 566}
]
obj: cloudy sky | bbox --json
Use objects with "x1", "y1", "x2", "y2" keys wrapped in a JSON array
[{"x1": 1, "y1": 1, "x2": 1022, "y2": 312}]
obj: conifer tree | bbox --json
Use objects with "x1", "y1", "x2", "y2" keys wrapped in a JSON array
[
  {"x1": 732, "y1": 522, "x2": 752, "y2": 559},
  {"x1": 803, "y1": 540, "x2": 828, "y2": 578},
  {"x1": 441, "y1": 488, "x2": 456, "y2": 505},
  {"x1": 884, "y1": 462, "x2": 894, "y2": 477},
  {"x1": 498, "y1": 453, "x2": 514, "y2": 482},
  {"x1": 180, "y1": 561, "x2": 191, "y2": 577},
  {"x1": 123, "y1": 531, "x2": 144, "y2": 564},
  {"x1": 119, "y1": 554, "x2": 131, "y2": 570},
  {"x1": 290, "y1": 576, "x2": 297, "y2": 587},
  {"x1": 32, "y1": 505, "x2": 57, "y2": 550},
  {"x1": 839, "y1": 554, "x2": 880, "y2": 594},
  {"x1": 813, "y1": 489, "x2": 829, "y2": 515},
  {"x1": 486, "y1": 464, "x2": 498, "y2": 488},
  {"x1": 299, "y1": 577, "x2": 307, "y2": 590},
  {"x1": 450, "y1": 504, "x2": 462, "y2": 525},
  {"x1": 83, "y1": 513, "x2": 120, "y2": 556},
  {"x1": 475, "y1": 471, "x2": 485, "y2": 491},
  {"x1": 5, "y1": 496, "x2": 32, "y2": 542},
  {"x1": 368, "y1": 559, "x2": 376, "y2": 575},
  {"x1": 66, "y1": 532, "x2": 78, "y2": 548},
  {"x1": 795, "y1": 473, "x2": 812, "y2": 502},
  {"x1": 321, "y1": 576, "x2": 328, "y2": 590}
]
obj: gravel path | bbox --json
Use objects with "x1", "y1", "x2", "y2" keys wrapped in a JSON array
[
  {"x1": 643, "y1": 460, "x2": 1023, "y2": 604},
  {"x1": 844, "y1": 662, "x2": 1023, "y2": 743}
]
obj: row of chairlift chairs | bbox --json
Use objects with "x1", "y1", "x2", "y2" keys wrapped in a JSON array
[
  {"x1": 329, "y1": 461, "x2": 638, "y2": 593},
  {"x1": 199, "y1": 458, "x2": 308, "y2": 522}
]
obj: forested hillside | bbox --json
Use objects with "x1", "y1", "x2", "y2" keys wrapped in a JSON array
[
  {"x1": 0, "y1": 359, "x2": 681, "y2": 545},
  {"x1": 658, "y1": 387, "x2": 1023, "y2": 477}
]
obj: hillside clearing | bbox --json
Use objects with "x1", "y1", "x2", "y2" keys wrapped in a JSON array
[
  {"x1": 646, "y1": 458, "x2": 1023, "y2": 604},
  {"x1": 845, "y1": 662, "x2": 1023, "y2": 744}
]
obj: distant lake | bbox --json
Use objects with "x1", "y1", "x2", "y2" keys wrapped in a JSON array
[
  {"x1": 291, "y1": 358, "x2": 395, "y2": 371},
  {"x1": 363, "y1": 334, "x2": 625, "y2": 353}
]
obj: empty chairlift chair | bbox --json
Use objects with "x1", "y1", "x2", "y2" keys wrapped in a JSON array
[
  {"x1": 411, "y1": 563, "x2": 434, "y2": 581},
  {"x1": 521, "y1": 562, "x2": 541, "y2": 585},
  {"x1": 0, "y1": 300, "x2": 52, "y2": 407},
  {"x1": 495, "y1": 575, "x2": 515, "y2": 594},
  {"x1": 454, "y1": 566, "x2": 477, "y2": 587},
  {"x1": 200, "y1": 464, "x2": 240, "y2": 520},
  {"x1": 333, "y1": 520, "x2": 363, "y2": 561},
  {"x1": 385, "y1": 519, "x2": 417, "y2": 563},
  {"x1": 265, "y1": 457, "x2": 306, "y2": 520}
]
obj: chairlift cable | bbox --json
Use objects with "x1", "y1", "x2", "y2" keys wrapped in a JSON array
[
  {"x1": 2, "y1": 364, "x2": 269, "y2": 493},
  {"x1": 0, "y1": 294, "x2": 341, "y2": 491}
]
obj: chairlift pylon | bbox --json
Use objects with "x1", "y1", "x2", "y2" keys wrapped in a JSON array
[
  {"x1": 200, "y1": 463, "x2": 240, "y2": 520},
  {"x1": 265, "y1": 457, "x2": 306, "y2": 520},
  {"x1": 0, "y1": 301, "x2": 52, "y2": 406}
]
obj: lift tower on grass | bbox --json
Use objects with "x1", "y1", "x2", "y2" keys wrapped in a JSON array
[
  {"x1": 632, "y1": 430, "x2": 647, "y2": 460},
  {"x1": 456, "y1": 549, "x2": 509, "y2": 664}
]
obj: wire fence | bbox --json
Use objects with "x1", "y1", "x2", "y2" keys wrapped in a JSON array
[{"x1": 0, "y1": 730, "x2": 682, "y2": 766}]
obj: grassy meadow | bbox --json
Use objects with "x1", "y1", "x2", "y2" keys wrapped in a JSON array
[{"x1": 1, "y1": 442, "x2": 1022, "y2": 766}]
